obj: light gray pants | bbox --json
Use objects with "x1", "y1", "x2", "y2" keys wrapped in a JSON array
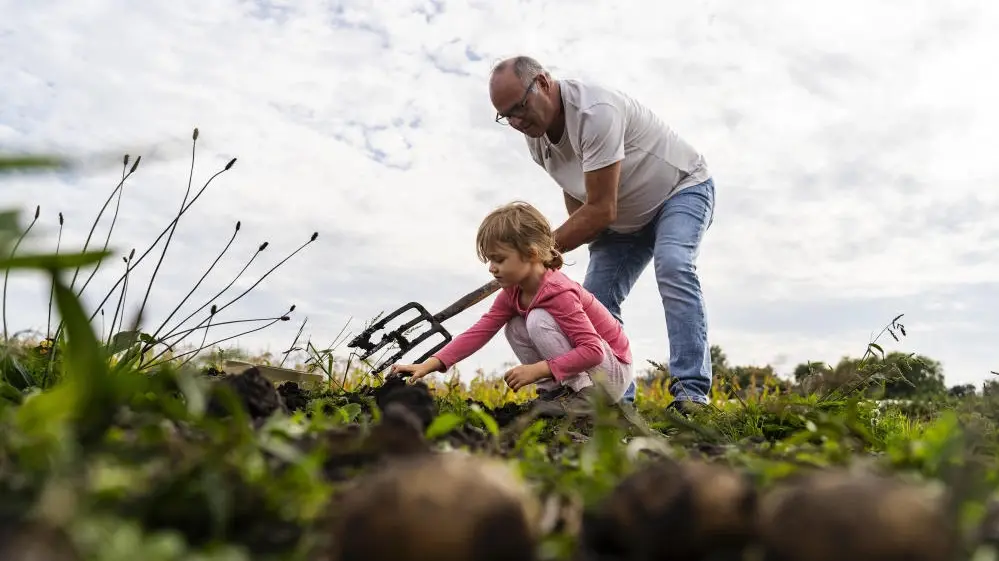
[{"x1": 503, "y1": 308, "x2": 634, "y2": 402}]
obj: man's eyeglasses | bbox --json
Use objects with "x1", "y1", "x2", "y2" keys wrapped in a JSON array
[{"x1": 495, "y1": 76, "x2": 539, "y2": 126}]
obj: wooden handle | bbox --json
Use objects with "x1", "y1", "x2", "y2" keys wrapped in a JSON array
[{"x1": 432, "y1": 279, "x2": 502, "y2": 324}]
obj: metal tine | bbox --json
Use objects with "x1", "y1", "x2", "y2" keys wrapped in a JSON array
[
  {"x1": 353, "y1": 302, "x2": 435, "y2": 360},
  {"x1": 369, "y1": 321, "x2": 453, "y2": 375}
]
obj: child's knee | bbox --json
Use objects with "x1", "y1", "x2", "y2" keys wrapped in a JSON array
[
  {"x1": 504, "y1": 315, "x2": 529, "y2": 343},
  {"x1": 525, "y1": 308, "x2": 559, "y2": 337}
]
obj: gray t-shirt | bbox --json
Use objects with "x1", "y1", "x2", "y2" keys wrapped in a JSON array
[{"x1": 526, "y1": 78, "x2": 711, "y2": 233}]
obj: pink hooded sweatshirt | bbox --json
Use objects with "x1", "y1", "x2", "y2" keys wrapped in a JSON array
[{"x1": 432, "y1": 268, "x2": 633, "y2": 382}]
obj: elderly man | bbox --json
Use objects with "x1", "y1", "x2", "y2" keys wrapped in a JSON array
[{"x1": 487, "y1": 55, "x2": 716, "y2": 413}]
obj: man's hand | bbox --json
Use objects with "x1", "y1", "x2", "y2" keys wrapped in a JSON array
[
  {"x1": 504, "y1": 361, "x2": 552, "y2": 391},
  {"x1": 553, "y1": 161, "x2": 621, "y2": 253}
]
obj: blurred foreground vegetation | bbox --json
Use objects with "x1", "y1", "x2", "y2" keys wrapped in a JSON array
[{"x1": 2, "y1": 137, "x2": 997, "y2": 561}]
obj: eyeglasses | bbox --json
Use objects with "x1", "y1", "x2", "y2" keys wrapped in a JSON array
[{"x1": 495, "y1": 75, "x2": 539, "y2": 126}]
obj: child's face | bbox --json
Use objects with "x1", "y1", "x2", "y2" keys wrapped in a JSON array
[{"x1": 485, "y1": 243, "x2": 538, "y2": 287}]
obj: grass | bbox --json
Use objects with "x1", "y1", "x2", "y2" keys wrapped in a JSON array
[{"x1": 1, "y1": 135, "x2": 998, "y2": 560}]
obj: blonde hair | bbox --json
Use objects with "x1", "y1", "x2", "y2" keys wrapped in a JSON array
[{"x1": 476, "y1": 201, "x2": 564, "y2": 270}]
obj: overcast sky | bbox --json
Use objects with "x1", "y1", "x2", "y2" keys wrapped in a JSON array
[{"x1": 1, "y1": 0, "x2": 997, "y2": 389}]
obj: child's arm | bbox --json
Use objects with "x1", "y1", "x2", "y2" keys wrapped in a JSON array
[
  {"x1": 426, "y1": 292, "x2": 516, "y2": 373},
  {"x1": 540, "y1": 289, "x2": 606, "y2": 381}
]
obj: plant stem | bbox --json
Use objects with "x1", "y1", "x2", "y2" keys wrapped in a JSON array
[
  {"x1": 46, "y1": 212, "x2": 64, "y2": 339},
  {"x1": 3, "y1": 205, "x2": 40, "y2": 342},
  {"x1": 134, "y1": 129, "x2": 199, "y2": 332},
  {"x1": 148, "y1": 220, "x2": 240, "y2": 343}
]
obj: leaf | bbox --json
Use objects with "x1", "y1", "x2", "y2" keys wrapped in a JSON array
[
  {"x1": 0, "y1": 354, "x2": 36, "y2": 390},
  {"x1": 468, "y1": 404, "x2": 499, "y2": 436},
  {"x1": 338, "y1": 403, "x2": 362, "y2": 424},
  {"x1": 0, "y1": 250, "x2": 112, "y2": 271},
  {"x1": 0, "y1": 155, "x2": 67, "y2": 173},
  {"x1": 425, "y1": 412, "x2": 464, "y2": 439},
  {"x1": 51, "y1": 270, "x2": 114, "y2": 443},
  {"x1": 107, "y1": 330, "x2": 140, "y2": 354},
  {"x1": 0, "y1": 379, "x2": 23, "y2": 404}
]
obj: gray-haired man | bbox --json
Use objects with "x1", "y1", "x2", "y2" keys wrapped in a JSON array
[{"x1": 487, "y1": 56, "x2": 716, "y2": 413}]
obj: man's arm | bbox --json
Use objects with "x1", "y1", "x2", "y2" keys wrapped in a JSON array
[
  {"x1": 553, "y1": 161, "x2": 621, "y2": 253},
  {"x1": 552, "y1": 102, "x2": 625, "y2": 253},
  {"x1": 563, "y1": 191, "x2": 583, "y2": 216}
]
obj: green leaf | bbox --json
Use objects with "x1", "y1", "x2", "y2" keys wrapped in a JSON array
[
  {"x1": 425, "y1": 412, "x2": 464, "y2": 440},
  {"x1": 0, "y1": 250, "x2": 112, "y2": 271},
  {"x1": 337, "y1": 402, "x2": 362, "y2": 424},
  {"x1": 0, "y1": 155, "x2": 67, "y2": 172},
  {"x1": 468, "y1": 404, "x2": 499, "y2": 436},
  {"x1": 51, "y1": 269, "x2": 114, "y2": 443},
  {"x1": 107, "y1": 330, "x2": 141, "y2": 355}
]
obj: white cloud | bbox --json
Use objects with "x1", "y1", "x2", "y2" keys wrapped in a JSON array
[{"x1": 1, "y1": 0, "x2": 997, "y2": 390}]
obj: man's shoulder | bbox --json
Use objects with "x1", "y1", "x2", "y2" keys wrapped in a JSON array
[{"x1": 560, "y1": 78, "x2": 626, "y2": 113}]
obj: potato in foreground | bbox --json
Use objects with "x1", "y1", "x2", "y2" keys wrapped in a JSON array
[
  {"x1": 575, "y1": 457, "x2": 758, "y2": 561},
  {"x1": 756, "y1": 468, "x2": 957, "y2": 561},
  {"x1": 325, "y1": 450, "x2": 543, "y2": 561}
]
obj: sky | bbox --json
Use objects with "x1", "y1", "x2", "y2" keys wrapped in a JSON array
[{"x1": 1, "y1": 0, "x2": 997, "y2": 390}]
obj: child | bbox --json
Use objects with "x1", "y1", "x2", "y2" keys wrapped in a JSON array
[{"x1": 390, "y1": 201, "x2": 635, "y2": 415}]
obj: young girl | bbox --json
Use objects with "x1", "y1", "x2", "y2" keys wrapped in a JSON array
[{"x1": 391, "y1": 201, "x2": 635, "y2": 413}]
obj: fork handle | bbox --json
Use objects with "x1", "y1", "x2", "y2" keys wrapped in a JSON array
[{"x1": 432, "y1": 279, "x2": 502, "y2": 324}]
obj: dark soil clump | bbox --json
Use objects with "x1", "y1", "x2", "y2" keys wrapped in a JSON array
[
  {"x1": 371, "y1": 375, "x2": 437, "y2": 431},
  {"x1": 206, "y1": 366, "x2": 288, "y2": 420},
  {"x1": 277, "y1": 381, "x2": 309, "y2": 412}
]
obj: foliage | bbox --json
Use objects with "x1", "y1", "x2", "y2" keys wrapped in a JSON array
[{"x1": 2, "y1": 144, "x2": 998, "y2": 560}]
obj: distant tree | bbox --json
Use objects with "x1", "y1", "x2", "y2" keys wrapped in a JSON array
[
  {"x1": 790, "y1": 351, "x2": 946, "y2": 399},
  {"x1": 881, "y1": 352, "x2": 946, "y2": 399},
  {"x1": 711, "y1": 345, "x2": 729, "y2": 374},
  {"x1": 948, "y1": 384, "x2": 977, "y2": 398}
]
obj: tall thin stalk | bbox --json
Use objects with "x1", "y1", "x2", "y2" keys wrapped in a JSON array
[
  {"x1": 76, "y1": 154, "x2": 129, "y2": 296},
  {"x1": 161, "y1": 312, "x2": 292, "y2": 341},
  {"x1": 134, "y1": 128, "x2": 199, "y2": 328},
  {"x1": 68, "y1": 155, "x2": 138, "y2": 293},
  {"x1": 143, "y1": 305, "x2": 295, "y2": 370},
  {"x1": 280, "y1": 316, "x2": 308, "y2": 367},
  {"x1": 46, "y1": 212, "x2": 64, "y2": 338},
  {"x1": 3, "y1": 204, "x2": 40, "y2": 341},
  {"x1": 86, "y1": 153, "x2": 237, "y2": 323},
  {"x1": 147, "y1": 232, "x2": 317, "y2": 362},
  {"x1": 155, "y1": 240, "x2": 268, "y2": 347},
  {"x1": 151, "y1": 232, "x2": 316, "y2": 356},
  {"x1": 147, "y1": 220, "x2": 241, "y2": 342},
  {"x1": 108, "y1": 250, "x2": 134, "y2": 347}
]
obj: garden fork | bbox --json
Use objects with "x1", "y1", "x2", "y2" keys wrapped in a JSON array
[{"x1": 346, "y1": 279, "x2": 501, "y2": 376}]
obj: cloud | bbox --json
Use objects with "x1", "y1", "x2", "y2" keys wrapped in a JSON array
[{"x1": 1, "y1": 0, "x2": 997, "y2": 389}]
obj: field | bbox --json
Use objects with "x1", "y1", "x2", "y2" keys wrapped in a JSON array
[
  {"x1": 2, "y1": 140, "x2": 999, "y2": 560},
  {"x1": 3, "y1": 327, "x2": 999, "y2": 561}
]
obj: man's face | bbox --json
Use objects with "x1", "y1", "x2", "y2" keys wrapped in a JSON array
[{"x1": 490, "y1": 72, "x2": 550, "y2": 138}]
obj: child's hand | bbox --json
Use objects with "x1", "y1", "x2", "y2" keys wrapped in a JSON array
[
  {"x1": 390, "y1": 357, "x2": 442, "y2": 381},
  {"x1": 504, "y1": 361, "x2": 551, "y2": 391}
]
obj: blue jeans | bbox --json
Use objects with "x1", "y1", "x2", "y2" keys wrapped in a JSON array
[{"x1": 582, "y1": 178, "x2": 716, "y2": 405}]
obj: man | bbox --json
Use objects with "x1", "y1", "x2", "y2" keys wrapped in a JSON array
[{"x1": 487, "y1": 56, "x2": 716, "y2": 413}]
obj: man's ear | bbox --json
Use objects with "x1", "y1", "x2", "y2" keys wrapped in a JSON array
[{"x1": 536, "y1": 72, "x2": 554, "y2": 92}]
